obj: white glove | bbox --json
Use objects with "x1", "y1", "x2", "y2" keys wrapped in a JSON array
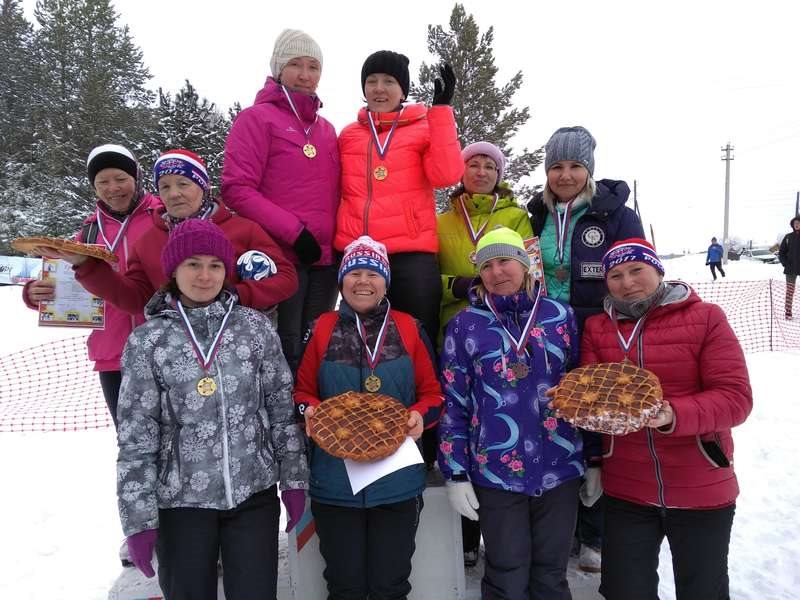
[
  {"x1": 579, "y1": 467, "x2": 603, "y2": 507},
  {"x1": 446, "y1": 480, "x2": 480, "y2": 521}
]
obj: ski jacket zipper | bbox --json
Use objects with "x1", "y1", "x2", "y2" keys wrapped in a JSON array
[
  {"x1": 216, "y1": 359, "x2": 235, "y2": 508},
  {"x1": 635, "y1": 331, "x2": 666, "y2": 507}
]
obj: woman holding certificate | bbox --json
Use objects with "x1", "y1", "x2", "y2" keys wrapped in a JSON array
[
  {"x1": 117, "y1": 219, "x2": 308, "y2": 599},
  {"x1": 294, "y1": 235, "x2": 443, "y2": 600},
  {"x1": 22, "y1": 144, "x2": 159, "y2": 426},
  {"x1": 438, "y1": 227, "x2": 582, "y2": 600}
]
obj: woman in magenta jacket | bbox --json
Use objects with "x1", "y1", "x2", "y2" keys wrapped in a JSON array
[
  {"x1": 580, "y1": 238, "x2": 752, "y2": 600},
  {"x1": 22, "y1": 144, "x2": 160, "y2": 426},
  {"x1": 222, "y1": 29, "x2": 340, "y2": 373}
]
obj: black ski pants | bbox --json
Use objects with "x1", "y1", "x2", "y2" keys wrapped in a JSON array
[
  {"x1": 600, "y1": 495, "x2": 735, "y2": 600},
  {"x1": 475, "y1": 478, "x2": 580, "y2": 600},
  {"x1": 156, "y1": 487, "x2": 280, "y2": 600},
  {"x1": 311, "y1": 496, "x2": 424, "y2": 600}
]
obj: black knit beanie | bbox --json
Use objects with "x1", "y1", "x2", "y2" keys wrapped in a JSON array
[
  {"x1": 86, "y1": 144, "x2": 138, "y2": 186},
  {"x1": 361, "y1": 50, "x2": 410, "y2": 97}
]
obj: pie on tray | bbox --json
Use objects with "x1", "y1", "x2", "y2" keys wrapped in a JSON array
[
  {"x1": 310, "y1": 391, "x2": 409, "y2": 461},
  {"x1": 12, "y1": 236, "x2": 118, "y2": 263},
  {"x1": 551, "y1": 362, "x2": 663, "y2": 434}
]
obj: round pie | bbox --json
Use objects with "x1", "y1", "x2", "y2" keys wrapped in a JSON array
[
  {"x1": 12, "y1": 236, "x2": 118, "y2": 264},
  {"x1": 310, "y1": 391, "x2": 409, "y2": 461},
  {"x1": 551, "y1": 362, "x2": 663, "y2": 435}
]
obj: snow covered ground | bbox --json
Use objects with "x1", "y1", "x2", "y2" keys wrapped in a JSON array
[{"x1": 1, "y1": 253, "x2": 798, "y2": 599}]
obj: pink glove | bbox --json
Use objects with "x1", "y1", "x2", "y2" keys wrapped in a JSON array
[
  {"x1": 126, "y1": 529, "x2": 158, "y2": 578},
  {"x1": 281, "y1": 489, "x2": 306, "y2": 533}
]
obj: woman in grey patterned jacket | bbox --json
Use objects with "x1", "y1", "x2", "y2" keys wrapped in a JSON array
[{"x1": 116, "y1": 218, "x2": 308, "y2": 600}]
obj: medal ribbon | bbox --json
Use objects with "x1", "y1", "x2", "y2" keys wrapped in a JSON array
[
  {"x1": 458, "y1": 193, "x2": 499, "y2": 248},
  {"x1": 366, "y1": 108, "x2": 404, "y2": 160},
  {"x1": 176, "y1": 295, "x2": 236, "y2": 371},
  {"x1": 280, "y1": 85, "x2": 318, "y2": 141},
  {"x1": 95, "y1": 210, "x2": 131, "y2": 253},
  {"x1": 553, "y1": 200, "x2": 574, "y2": 263},
  {"x1": 609, "y1": 307, "x2": 648, "y2": 357},
  {"x1": 484, "y1": 285, "x2": 543, "y2": 360},
  {"x1": 354, "y1": 300, "x2": 392, "y2": 371}
]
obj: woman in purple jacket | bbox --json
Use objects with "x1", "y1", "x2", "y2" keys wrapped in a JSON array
[{"x1": 222, "y1": 29, "x2": 340, "y2": 373}]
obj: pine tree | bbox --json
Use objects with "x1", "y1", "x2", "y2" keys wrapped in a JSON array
[
  {"x1": 409, "y1": 3, "x2": 543, "y2": 210},
  {"x1": 144, "y1": 80, "x2": 233, "y2": 193},
  {"x1": 23, "y1": 0, "x2": 153, "y2": 238},
  {"x1": 0, "y1": 0, "x2": 36, "y2": 161}
]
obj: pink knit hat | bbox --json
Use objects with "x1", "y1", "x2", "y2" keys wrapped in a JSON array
[
  {"x1": 462, "y1": 141, "x2": 506, "y2": 182},
  {"x1": 161, "y1": 219, "x2": 234, "y2": 279}
]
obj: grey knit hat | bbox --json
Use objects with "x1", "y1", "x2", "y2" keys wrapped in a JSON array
[
  {"x1": 544, "y1": 126, "x2": 596, "y2": 176},
  {"x1": 475, "y1": 227, "x2": 531, "y2": 271},
  {"x1": 270, "y1": 29, "x2": 323, "y2": 78}
]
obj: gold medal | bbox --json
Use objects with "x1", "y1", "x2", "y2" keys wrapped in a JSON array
[
  {"x1": 373, "y1": 165, "x2": 388, "y2": 181},
  {"x1": 364, "y1": 374, "x2": 382, "y2": 392},
  {"x1": 197, "y1": 376, "x2": 217, "y2": 396},
  {"x1": 511, "y1": 363, "x2": 529, "y2": 379},
  {"x1": 555, "y1": 266, "x2": 570, "y2": 282},
  {"x1": 303, "y1": 143, "x2": 317, "y2": 158},
  {"x1": 469, "y1": 250, "x2": 477, "y2": 264}
]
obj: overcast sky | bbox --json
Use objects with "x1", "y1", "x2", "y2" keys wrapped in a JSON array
[{"x1": 22, "y1": 0, "x2": 800, "y2": 253}]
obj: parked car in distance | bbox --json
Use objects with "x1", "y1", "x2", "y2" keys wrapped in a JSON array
[{"x1": 740, "y1": 248, "x2": 780, "y2": 264}]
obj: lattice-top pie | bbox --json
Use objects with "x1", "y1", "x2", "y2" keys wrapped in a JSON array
[
  {"x1": 310, "y1": 391, "x2": 409, "y2": 461},
  {"x1": 12, "y1": 236, "x2": 118, "y2": 264},
  {"x1": 551, "y1": 362, "x2": 663, "y2": 435}
]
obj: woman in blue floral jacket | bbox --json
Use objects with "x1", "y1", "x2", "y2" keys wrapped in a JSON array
[{"x1": 438, "y1": 226, "x2": 582, "y2": 600}]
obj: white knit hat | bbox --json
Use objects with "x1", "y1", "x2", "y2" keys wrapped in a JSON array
[{"x1": 270, "y1": 29, "x2": 323, "y2": 78}]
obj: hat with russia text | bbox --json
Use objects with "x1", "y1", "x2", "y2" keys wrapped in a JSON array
[{"x1": 338, "y1": 235, "x2": 391, "y2": 287}]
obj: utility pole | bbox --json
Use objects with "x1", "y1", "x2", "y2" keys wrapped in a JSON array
[
  {"x1": 721, "y1": 142, "x2": 734, "y2": 264},
  {"x1": 795, "y1": 191, "x2": 799, "y2": 217}
]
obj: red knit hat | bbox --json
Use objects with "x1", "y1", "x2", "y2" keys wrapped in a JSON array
[{"x1": 161, "y1": 219, "x2": 234, "y2": 279}]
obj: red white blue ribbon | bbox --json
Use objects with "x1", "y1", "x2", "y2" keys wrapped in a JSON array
[
  {"x1": 553, "y1": 200, "x2": 574, "y2": 264},
  {"x1": 366, "y1": 108, "x2": 404, "y2": 160},
  {"x1": 484, "y1": 284, "x2": 543, "y2": 360},
  {"x1": 95, "y1": 210, "x2": 131, "y2": 253},
  {"x1": 458, "y1": 194, "x2": 499, "y2": 247},
  {"x1": 176, "y1": 295, "x2": 235, "y2": 371},
  {"x1": 354, "y1": 300, "x2": 392, "y2": 371},
  {"x1": 280, "y1": 85, "x2": 318, "y2": 139}
]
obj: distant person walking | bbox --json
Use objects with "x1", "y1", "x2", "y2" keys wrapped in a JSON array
[
  {"x1": 706, "y1": 237, "x2": 726, "y2": 280},
  {"x1": 778, "y1": 216, "x2": 800, "y2": 319}
]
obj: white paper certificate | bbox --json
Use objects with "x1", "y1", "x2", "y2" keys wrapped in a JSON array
[
  {"x1": 344, "y1": 437, "x2": 424, "y2": 495},
  {"x1": 38, "y1": 258, "x2": 105, "y2": 329}
]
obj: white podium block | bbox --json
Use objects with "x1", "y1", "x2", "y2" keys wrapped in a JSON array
[{"x1": 287, "y1": 470, "x2": 466, "y2": 600}]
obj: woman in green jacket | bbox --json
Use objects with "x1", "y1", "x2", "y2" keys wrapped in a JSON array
[
  {"x1": 437, "y1": 142, "x2": 533, "y2": 345},
  {"x1": 435, "y1": 141, "x2": 533, "y2": 567}
]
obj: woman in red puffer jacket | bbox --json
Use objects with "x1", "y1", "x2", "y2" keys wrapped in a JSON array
[{"x1": 580, "y1": 238, "x2": 752, "y2": 600}]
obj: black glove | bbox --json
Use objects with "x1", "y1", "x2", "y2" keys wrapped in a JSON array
[
  {"x1": 450, "y1": 275, "x2": 473, "y2": 299},
  {"x1": 432, "y1": 63, "x2": 456, "y2": 106},
  {"x1": 293, "y1": 228, "x2": 322, "y2": 265}
]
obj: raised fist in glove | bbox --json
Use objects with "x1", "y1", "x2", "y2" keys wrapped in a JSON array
[
  {"x1": 432, "y1": 63, "x2": 456, "y2": 106},
  {"x1": 127, "y1": 528, "x2": 158, "y2": 578},
  {"x1": 579, "y1": 467, "x2": 603, "y2": 507},
  {"x1": 446, "y1": 479, "x2": 479, "y2": 521},
  {"x1": 281, "y1": 488, "x2": 306, "y2": 533},
  {"x1": 293, "y1": 227, "x2": 322, "y2": 265}
]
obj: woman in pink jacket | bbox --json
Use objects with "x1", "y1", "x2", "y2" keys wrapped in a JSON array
[
  {"x1": 579, "y1": 238, "x2": 752, "y2": 600},
  {"x1": 336, "y1": 50, "x2": 464, "y2": 351},
  {"x1": 222, "y1": 29, "x2": 340, "y2": 374},
  {"x1": 22, "y1": 144, "x2": 160, "y2": 426}
]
